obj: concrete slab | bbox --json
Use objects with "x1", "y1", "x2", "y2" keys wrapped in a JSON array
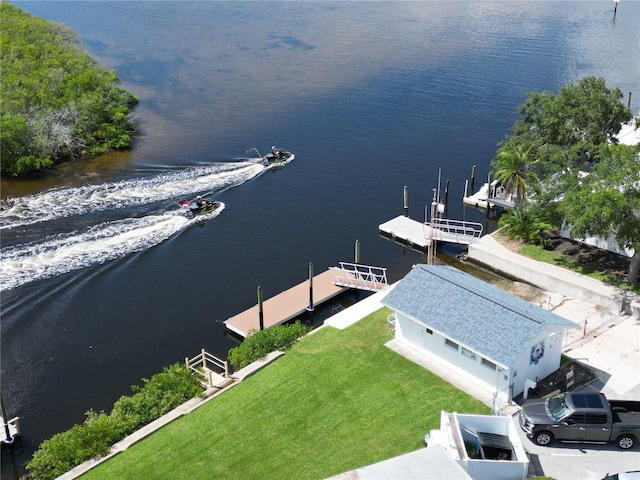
[
  {"x1": 513, "y1": 410, "x2": 640, "y2": 480},
  {"x1": 326, "y1": 446, "x2": 472, "y2": 480}
]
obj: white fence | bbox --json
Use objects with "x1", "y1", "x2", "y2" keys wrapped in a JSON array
[{"x1": 185, "y1": 349, "x2": 229, "y2": 388}]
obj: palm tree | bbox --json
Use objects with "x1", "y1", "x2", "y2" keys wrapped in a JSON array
[{"x1": 491, "y1": 146, "x2": 539, "y2": 206}]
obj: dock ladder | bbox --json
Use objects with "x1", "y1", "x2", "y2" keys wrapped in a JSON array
[{"x1": 329, "y1": 262, "x2": 388, "y2": 292}]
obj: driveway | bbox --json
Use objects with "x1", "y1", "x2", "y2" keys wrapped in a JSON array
[{"x1": 513, "y1": 415, "x2": 640, "y2": 480}]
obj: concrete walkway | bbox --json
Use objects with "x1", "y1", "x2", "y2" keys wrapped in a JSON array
[
  {"x1": 468, "y1": 233, "x2": 640, "y2": 401},
  {"x1": 465, "y1": 234, "x2": 640, "y2": 479}
]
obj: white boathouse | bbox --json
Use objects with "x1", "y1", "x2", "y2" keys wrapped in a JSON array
[{"x1": 382, "y1": 264, "x2": 577, "y2": 404}]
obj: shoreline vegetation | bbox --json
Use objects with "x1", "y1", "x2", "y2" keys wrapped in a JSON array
[
  {"x1": 0, "y1": 3, "x2": 138, "y2": 177},
  {"x1": 493, "y1": 230, "x2": 640, "y2": 295},
  {"x1": 4, "y1": 3, "x2": 637, "y2": 479}
]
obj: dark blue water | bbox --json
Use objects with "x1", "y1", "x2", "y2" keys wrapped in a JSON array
[{"x1": 2, "y1": 1, "x2": 639, "y2": 476}]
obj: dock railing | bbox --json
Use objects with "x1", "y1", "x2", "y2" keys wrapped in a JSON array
[
  {"x1": 427, "y1": 217, "x2": 483, "y2": 244},
  {"x1": 565, "y1": 296, "x2": 626, "y2": 346},
  {"x1": 1, "y1": 416, "x2": 20, "y2": 443},
  {"x1": 185, "y1": 349, "x2": 229, "y2": 388},
  {"x1": 330, "y1": 262, "x2": 388, "y2": 291}
]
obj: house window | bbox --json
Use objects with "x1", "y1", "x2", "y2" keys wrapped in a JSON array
[
  {"x1": 426, "y1": 328, "x2": 433, "y2": 335},
  {"x1": 481, "y1": 358, "x2": 497, "y2": 370},
  {"x1": 461, "y1": 347, "x2": 476, "y2": 361},
  {"x1": 445, "y1": 338, "x2": 459, "y2": 351}
]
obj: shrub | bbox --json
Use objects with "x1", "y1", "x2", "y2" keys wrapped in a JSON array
[
  {"x1": 228, "y1": 321, "x2": 309, "y2": 370},
  {"x1": 27, "y1": 363, "x2": 202, "y2": 480},
  {"x1": 27, "y1": 410, "x2": 121, "y2": 480},
  {"x1": 110, "y1": 363, "x2": 202, "y2": 432},
  {"x1": 498, "y1": 207, "x2": 553, "y2": 244}
]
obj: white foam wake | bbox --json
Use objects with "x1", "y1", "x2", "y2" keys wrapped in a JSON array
[
  {"x1": 0, "y1": 206, "x2": 223, "y2": 291},
  {"x1": 0, "y1": 162, "x2": 262, "y2": 229}
]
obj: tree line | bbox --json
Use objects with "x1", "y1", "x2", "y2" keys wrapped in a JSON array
[
  {"x1": 490, "y1": 76, "x2": 640, "y2": 284},
  {"x1": 0, "y1": 2, "x2": 138, "y2": 177}
]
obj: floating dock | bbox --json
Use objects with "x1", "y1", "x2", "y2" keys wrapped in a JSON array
[
  {"x1": 379, "y1": 215, "x2": 483, "y2": 251},
  {"x1": 224, "y1": 269, "x2": 347, "y2": 338},
  {"x1": 379, "y1": 215, "x2": 433, "y2": 250}
]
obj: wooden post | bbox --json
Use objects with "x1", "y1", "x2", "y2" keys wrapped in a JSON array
[
  {"x1": 628, "y1": 91, "x2": 632, "y2": 111},
  {"x1": 184, "y1": 356, "x2": 189, "y2": 370},
  {"x1": 470, "y1": 165, "x2": 476, "y2": 195},
  {"x1": 614, "y1": 0, "x2": 619, "y2": 17},
  {"x1": 403, "y1": 186, "x2": 408, "y2": 217},
  {"x1": 257, "y1": 286, "x2": 264, "y2": 331},
  {"x1": 444, "y1": 180, "x2": 449, "y2": 216},
  {"x1": 1, "y1": 393, "x2": 13, "y2": 444},
  {"x1": 224, "y1": 360, "x2": 229, "y2": 378},
  {"x1": 306, "y1": 262, "x2": 314, "y2": 311},
  {"x1": 354, "y1": 239, "x2": 360, "y2": 263},
  {"x1": 484, "y1": 173, "x2": 492, "y2": 233}
]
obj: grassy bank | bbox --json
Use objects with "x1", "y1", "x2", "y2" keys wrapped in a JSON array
[
  {"x1": 82, "y1": 308, "x2": 489, "y2": 480},
  {"x1": 493, "y1": 231, "x2": 639, "y2": 294}
]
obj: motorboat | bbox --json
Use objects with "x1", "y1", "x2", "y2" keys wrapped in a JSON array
[
  {"x1": 264, "y1": 147, "x2": 294, "y2": 165},
  {"x1": 181, "y1": 197, "x2": 224, "y2": 219}
]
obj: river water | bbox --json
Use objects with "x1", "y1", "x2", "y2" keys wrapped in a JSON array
[{"x1": 1, "y1": 1, "x2": 639, "y2": 476}]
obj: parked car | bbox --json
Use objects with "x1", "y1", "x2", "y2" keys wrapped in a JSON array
[
  {"x1": 519, "y1": 391, "x2": 640, "y2": 449},
  {"x1": 602, "y1": 472, "x2": 640, "y2": 480}
]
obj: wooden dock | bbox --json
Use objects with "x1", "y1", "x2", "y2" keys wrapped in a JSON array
[{"x1": 224, "y1": 269, "x2": 347, "y2": 338}]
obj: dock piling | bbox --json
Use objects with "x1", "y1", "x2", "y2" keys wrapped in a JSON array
[
  {"x1": 444, "y1": 180, "x2": 449, "y2": 216},
  {"x1": 307, "y1": 262, "x2": 314, "y2": 312},
  {"x1": 257, "y1": 286, "x2": 264, "y2": 331},
  {"x1": 354, "y1": 239, "x2": 360, "y2": 263},
  {"x1": 470, "y1": 165, "x2": 476, "y2": 195},
  {"x1": 403, "y1": 186, "x2": 408, "y2": 217}
]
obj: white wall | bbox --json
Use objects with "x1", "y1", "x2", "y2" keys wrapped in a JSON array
[
  {"x1": 510, "y1": 326, "x2": 564, "y2": 398},
  {"x1": 452, "y1": 413, "x2": 529, "y2": 480},
  {"x1": 396, "y1": 313, "x2": 509, "y2": 400},
  {"x1": 396, "y1": 314, "x2": 566, "y2": 402}
]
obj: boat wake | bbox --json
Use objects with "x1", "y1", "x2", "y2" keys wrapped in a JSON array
[
  {"x1": 0, "y1": 162, "x2": 262, "y2": 230},
  {"x1": 0, "y1": 206, "x2": 224, "y2": 291},
  {"x1": 0, "y1": 159, "x2": 273, "y2": 290}
]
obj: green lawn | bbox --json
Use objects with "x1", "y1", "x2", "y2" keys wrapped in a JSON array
[{"x1": 82, "y1": 308, "x2": 489, "y2": 480}]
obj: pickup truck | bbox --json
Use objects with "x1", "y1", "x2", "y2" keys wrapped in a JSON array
[{"x1": 519, "y1": 391, "x2": 640, "y2": 449}]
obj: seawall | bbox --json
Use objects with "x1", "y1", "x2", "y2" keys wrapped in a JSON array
[{"x1": 467, "y1": 234, "x2": 622, "y2": 309}]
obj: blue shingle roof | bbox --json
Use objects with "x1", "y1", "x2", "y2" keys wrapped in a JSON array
[{"x1": 382, "y1": 264, "x2": 576, "y2": 367}]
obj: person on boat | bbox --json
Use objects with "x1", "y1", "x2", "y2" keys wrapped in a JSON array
[
  {"x1": 272, "y1": 145, "x2": 278, "y2": 157},
  {"x1": 182, "y1": 200, "x2": 189, "y2": 210},
  {"x1": 196, "y1": 196, "x2": 205, "y2": 208}
]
